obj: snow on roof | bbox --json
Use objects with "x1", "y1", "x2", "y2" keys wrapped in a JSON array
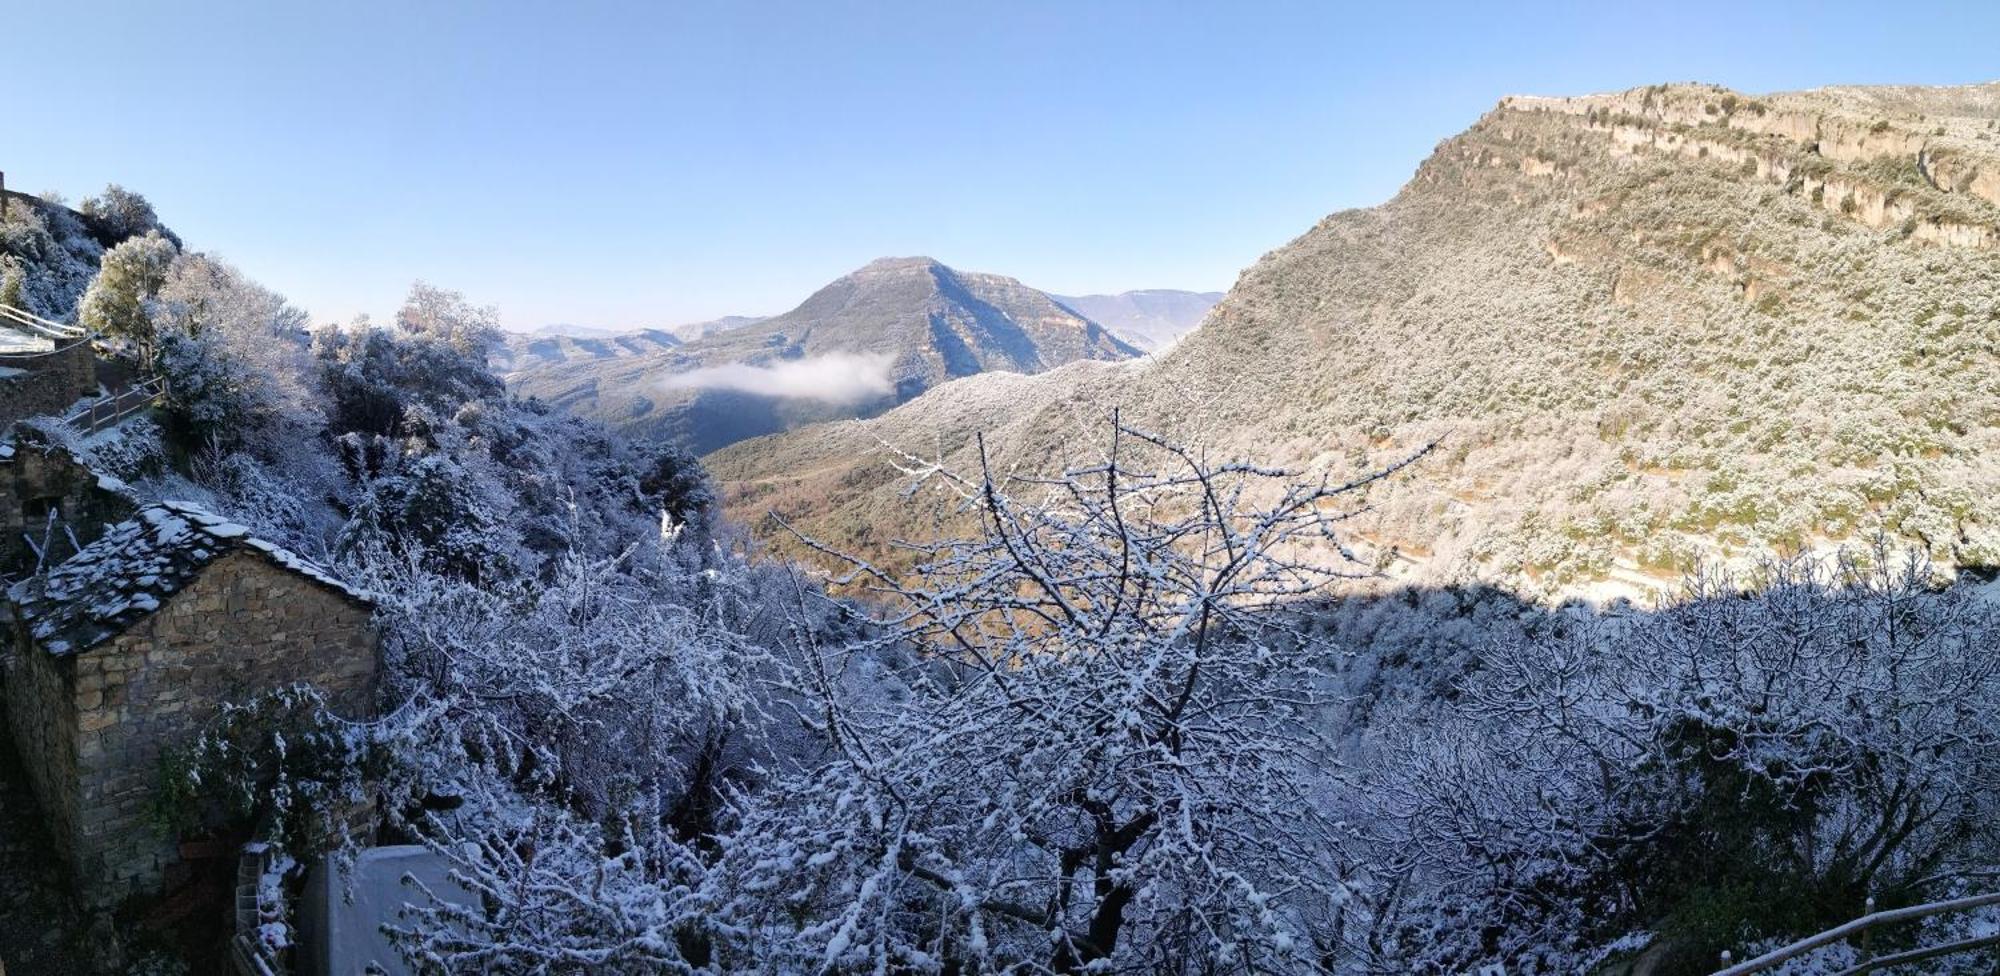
[{"x1": 7, "y1": 500, "x2": 371, "y2": 656}]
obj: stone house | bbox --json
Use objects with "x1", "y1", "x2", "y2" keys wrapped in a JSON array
[
  {"x1": 3, "y1": 501, "x2": 377, "y2": 906},
  {"x1": 0, "y1": 338, "x2": 97, "y2": 431},
  {"x1": 0, "y1": 424, "x2": 138, "y2": 580}
]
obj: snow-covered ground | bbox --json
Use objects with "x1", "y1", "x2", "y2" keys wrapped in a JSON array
[{"x1": 0, "y1": 326, "x2": 53, "y2": 354}]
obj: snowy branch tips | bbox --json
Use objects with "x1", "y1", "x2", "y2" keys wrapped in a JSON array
[{"x1": 743, "y1": 415, "x2": 1432, "y2": 971}]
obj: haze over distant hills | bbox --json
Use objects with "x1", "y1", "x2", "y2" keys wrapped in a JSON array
[
  {"x1": 668, "y1": 315, "x2": 769, "y2": 343},
  {"x1": 528, "y1": 322, "x2": 625, "y2": 338},
  {"x1": 509, "y1": 256, "x2": 1138, "y2": 453},
  {"x1": 490, "y1": 328, "x2": 682, "y2": 377},
  {"x1": 1051, "y1": 289, "x2": 1222, "y2": 352},
  {"x1": 713, "y1": 80, "x2": 2000, "y2": 598},
  {"x1": 505, "y1": 291, "x2": 1214, "y2": 385},
  {"x1": 493, "y1": 315, "x2": 778, "y2": 378}
]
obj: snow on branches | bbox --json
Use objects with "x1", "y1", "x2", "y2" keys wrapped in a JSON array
[
  {"x1": 718, "y1": 415, "x2": 1430, "y2": 971},
  {"x1": 1336, "y1": 546, "x2": 2000, "y2": 972}
]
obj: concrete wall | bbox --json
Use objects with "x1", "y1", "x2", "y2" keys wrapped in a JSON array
[
  {"x1": 6, "y1": 550, "x2": 377, "y2": 906},
  {"x1": 0, "y1": 340, "x2": 97, "y2": 430}
]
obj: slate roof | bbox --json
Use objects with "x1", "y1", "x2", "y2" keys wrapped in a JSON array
[{"x1": 6, "y1": 501, "x2": 370, "y2": 656}]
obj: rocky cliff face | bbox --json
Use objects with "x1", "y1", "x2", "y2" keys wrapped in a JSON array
[
  {"x1": 711, "y1": 81, "x2": 2000, "y2": 599},
  {"x1": 1499, "y1": 83, "x2": 2000, "y2": 248},
  {"x1": 510, "y1": 257, "x2": 1136, "y2": 454}
]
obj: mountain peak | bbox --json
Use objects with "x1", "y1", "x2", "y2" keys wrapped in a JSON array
[
  {"x1": 857, "y1": 255, "x2": 948, "y2": 273},
  {"x1": 509, "y1": 256, "x2": 1138, "y2": 453}
]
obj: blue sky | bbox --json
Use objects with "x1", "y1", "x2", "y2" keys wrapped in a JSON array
[{"x1": 9, "y1": 1, "x2": 2000, "y2": 329}]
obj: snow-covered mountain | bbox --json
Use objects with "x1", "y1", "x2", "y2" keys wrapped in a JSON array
[
  {"x1": 489, "y1": 328, "x2": 681, "y2": 377},
  {"x1": 712, "y1": 81, "x2": 2000, "y2": 596},
  {"x1": 667, "y1": 315, "x2": 768, "y2": 342}
]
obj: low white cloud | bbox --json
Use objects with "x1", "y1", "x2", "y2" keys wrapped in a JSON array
[{"x1": 662, "y1": 352, "x2": 897, "y2": 405}]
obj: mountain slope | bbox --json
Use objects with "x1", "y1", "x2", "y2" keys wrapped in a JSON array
[
  {"x1": 1051, "y1": 289, "x2": 1222, "y2": 351},
  {"x1": 668, "y1": 315, "x2": 768, "y2": 342},
  {"x1": 710, "y1": 81, "x2": 2000, "y2": 597},
  {"x1": 490, "y1": 328, "x2": 681, "y2": 378},
  {"x1": 511, "y1": 257, "x2": 1137, "y2": 453},
  {"x1": 0, "y1": 191, "x2": 113, "y2": 320}
]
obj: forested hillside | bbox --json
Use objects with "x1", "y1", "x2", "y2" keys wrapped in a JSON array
[
  {"x1": 487, "y1": 327, "x2": 681, "y2": 378},
  {"x1": 1, "y1": 185, "x2": 178, "y2": 319}
]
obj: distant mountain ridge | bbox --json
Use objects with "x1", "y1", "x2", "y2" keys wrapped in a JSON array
[
  {"x1": 494, "y1": 316, "x2": 772, "y2": 377},
  {"x1": 1051, "y1": 289, "x2": 1222, "y2": 351},
  {"x1": 509, "y1": 256, "x2": 1138, "y2": 453},
  {"x1": 490, "y1": 329, "x2": 681, "y2": 377},
  {"x1": 668, "y1": 315, "x2": 768, "y2": 342}
]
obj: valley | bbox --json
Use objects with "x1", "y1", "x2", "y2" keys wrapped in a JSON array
[
  {"x1": 709, "y1": 81, "x2": 2000, "y2": 599},
  {"x1": 3, "y1": 33, "x2": 2000, "y2": 972}
]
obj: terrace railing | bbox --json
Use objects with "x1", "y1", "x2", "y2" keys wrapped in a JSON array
[
  {"x1": 0, "y1": 303, "x2": 86, "y2": 340},
  {"x1": 62, "y1": 376, "x2": 164, "y2": 435},
  {"x1": 1712, "y1": 891, "x2": 2000, "y2": 976}
]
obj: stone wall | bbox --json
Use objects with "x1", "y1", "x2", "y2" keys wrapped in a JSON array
[
  {"x1": 0, "y1": 340, "x2": 97, "y2": 430},
  {"x1": 0, "y1": 431, "x2": 136, "y2": 581},
  {"x1": 7, "y1": 550, "x2": 377, "y2": 906},
  {"x1": 2, "y1": 626, "x2": 81, "y2": 868}
]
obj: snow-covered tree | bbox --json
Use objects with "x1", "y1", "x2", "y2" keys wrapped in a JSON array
[
  {"x1": 0, "y1": 257, "x2": 23, "y2": 308},
  {"x1": 312, "y1": 284, "x2": 505, "y2": 445},
  {"x1": 705, "y1": 418, "x2": 1425, "y2": 971},
  {"x1": 1336, "y1": 548, "x2": 2000, "y2": 972},
  {"x1": 76, "y1": 229, "x2": 176, "y2": 348},
  {"x1": 395, "y1": 280, "x2": 501, "y2": 356},
  {"x1": 148, "y1": 253, "x2": 317, "y2": 447},
  {"x1": 365, "y1": 536, "x2": 824, "y2": 972},
  {"x1": 0, "y1": 193, "x2": 104, "y2": 317},
  {"x1": 79, "y1": 183, "x2": 179, "y2": 247}
]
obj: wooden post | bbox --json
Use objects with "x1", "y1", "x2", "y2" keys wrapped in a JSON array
[
  {"x1": 1, "y1": 169, "x2": 8, "y2": 219},
  {"x1": 1860, "y1": 895, "x2": 1876, "y2": 963}
]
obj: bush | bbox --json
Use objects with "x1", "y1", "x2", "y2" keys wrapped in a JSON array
[{"x1": 79, "y1": 184, "x2": 179, "y2": 248}]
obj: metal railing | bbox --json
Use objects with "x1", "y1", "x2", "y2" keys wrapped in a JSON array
[
  {"x1": 1713, "y1": 891, "x2": 2000, "y2": 975},
  {"x1": 0, "y1": 303, "x2": 86, "y2": 340},
  {"x1": 62, "y1": 376, "x2": 164, "y2": 435},
  {"x1": 231, "y1": 844, "x2": 286, "y2": 976}
]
